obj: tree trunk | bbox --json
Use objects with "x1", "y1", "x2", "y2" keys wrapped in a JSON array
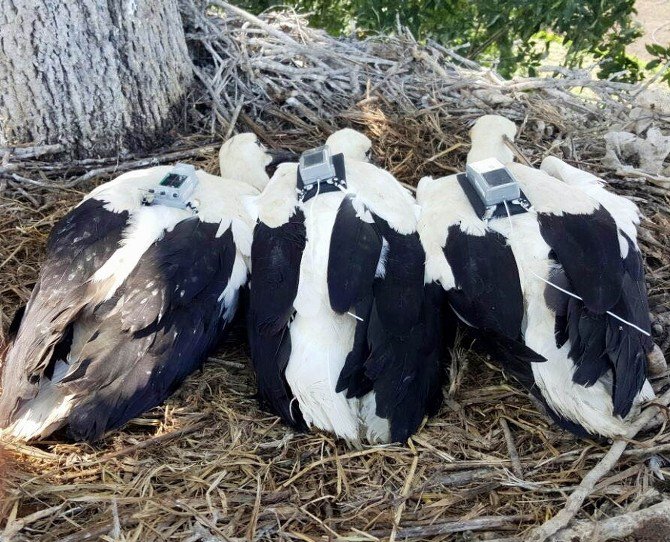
[{"x1": 0, "y1": 0, "x2": 193, "y2": 157}]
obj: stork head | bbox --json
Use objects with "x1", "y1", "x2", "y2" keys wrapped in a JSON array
[
  {"x1": 466, "y1": 115, "x2": 517, "y2": 165},
  {"x1": 219, "y1": 133, "x2": 298, "y2": 190},
  {"x1": 326, "y1": 128, "x2": 373, "y2": 162}
]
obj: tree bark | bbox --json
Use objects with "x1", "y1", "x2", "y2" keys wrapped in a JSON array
[{"x1": 0, "y1": 0, "x2": 193, "y2": 157}]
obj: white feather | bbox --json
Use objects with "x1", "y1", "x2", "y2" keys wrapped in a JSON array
[
  {"x1": 257, "y1": 152, "x2": 417, "y2": 443},
  {"x1": 416, "y1": 174, "x2": 484, "y2": 288},
  {"x1": 3, "y1": 381, "x2": 75, "y2": 440},
  {"x1": 219, "y1": 255, "x2": 248, "y2": 323},
  {"x1": 489, "y1": 205, "x2": 650, "y2": 437},
  {"x1": 540, "y1": 156, "x2": 641, "y2": 258},
  {"x1": 359, "y1": 393, "x2": 391, "y2": 443},
  {"x1": 375, "y1": 238, "x2": 389, "y2": 278},
  {"x1": 285, "y1": 311, "x2": 360, "y2": 440}
]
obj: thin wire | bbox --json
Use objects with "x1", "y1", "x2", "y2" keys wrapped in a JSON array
[
  {"x1": 503, "y1": 200, "x2": 514, "y2": 236},
  {"x1": 531, "y1": 272, "x2": 651, "y2": 337},
  {"x1": 288, "y1": 396, "x2": 298, "y2": 424},
  {"x1": 503, "y1": 202, "x2": 650, "y2": 338}
]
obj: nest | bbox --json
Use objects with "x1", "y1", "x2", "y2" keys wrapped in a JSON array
[{"x1": 1, "y1": 3, "x2": 670, "y2": 540}]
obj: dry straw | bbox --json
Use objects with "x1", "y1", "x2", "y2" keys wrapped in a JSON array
[{"x1": 1, "y1": 3, "x2": 669, "y2": 540}]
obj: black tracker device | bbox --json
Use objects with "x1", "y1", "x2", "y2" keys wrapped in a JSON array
[{"x1": 297, "y1": 145, "x2": 347, "y2": 202}]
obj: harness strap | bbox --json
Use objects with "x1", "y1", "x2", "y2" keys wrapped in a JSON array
[
  {"x1": 298, "y1": 153, "x2": 347, "y2": 202},
  {"x1": 457, "y1": 173, "x2": 531, "y2": 221}
]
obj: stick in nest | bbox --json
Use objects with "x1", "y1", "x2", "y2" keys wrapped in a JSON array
[{"x1": 527, "y1": 387, "x2": 670, "y2": 542}]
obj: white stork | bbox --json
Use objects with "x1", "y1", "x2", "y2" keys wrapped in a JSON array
[
  {"x1": 0, "y1": 133, "x2": 294, "y2": 442},
  {"x1": 247, "y1": 128, "x2": 444, "y2": 444},
  {"x1": 418, "y1": 115, "x2": 656, "y2": 438}
]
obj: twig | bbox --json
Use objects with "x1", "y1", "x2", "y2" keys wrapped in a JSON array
[
  {"x1": 280, "y1": 448, "x2": 392, "y2": 488},
  {"x1": 0, "y1": 144, "x2": 64, "y2": 160},
  {"x1": 79, "y1": 421, "x2": 207, "y2": 466},
  {"x1": 632, "y1": 60, "x2": 670, "y2": 98},
  {"x1": 210, "y1": 1, "x2": 306, "y2": 52},
  {"x1": 371, "y1": 515, "x2": 533, "y2": 539},
  {"x1": 2, "y1": 504, "x2": 75, "y2": 539},
  {"x1": 527, "y1": 387, "x2": 670, "y2": 542},
  {"x1": 389, "y1": 443, "x2": 419, "y2": 542},
  {"x1": 70, "y1": 146, "x2": 219, "y2": 187},
  {"x1": 6, "y1": 180, "x2": 39, "y2": 206},
  {"x1": 500, "y1": 418, "x2": 523, "y2": 478},
  {"x1": 504, "y1": 135, "x2": 532, "y2": 166},
  {"x1": 224, "y1": 101, "x2": 244, "y2": 141},
  {"x1": 56, "y1": 518, "x2": 138, "y2": 542},
  {"x1": 550, "y1": 499, "x2": 670, "y2": 542}
]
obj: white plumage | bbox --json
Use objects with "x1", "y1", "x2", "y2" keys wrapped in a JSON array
[
  {"x1": 0, "y1": 133, "x2": 280, "y2": 442},
  {"x1": 249, "y1": 129, "x2": 442, "y2": 444},
  {"x1": 418, "y1": 115, "x2": 657, "y2": 438}
]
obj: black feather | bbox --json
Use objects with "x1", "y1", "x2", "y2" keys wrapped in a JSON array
[
  {"x1": 559, "y1": 232, "x2": 651, "y2": 417},
  {"x1": 466, "y1": 328, "x2": 546, "y2": 391},
  {"x1": 59, "y1": 220, "x2": 239, "y2": 441},
  {"x1": 537, "y1": 207, "x2": 623, "y2": 313},
  {"x1": 364, "y1": 251, "x2": 449, "y2": 442},
  {"x1": 371, "y1": 217, "x2": 424, "y2": 334},
  {"x1": 247, "y1": 319, "x2": 307, "y2": 431},
  {"x1": 248, "y1": 209, "x2": 307, "y2": 429},
  {"x1": 328, "y1": 195, "x2": 382, "y2": 313},
  {"x1": 7, "y1": 305, "x2": 26, "y2": 342},
  {"x1": 335, "y1": 295, "x2": 374, "y2": 398},
  {"x1": 444, "y1": 225, "x2": 524, "y2": 340},
  {"x1": 0, "y1": 199, "x2": 129, "y2": 427},
  {"x1": 250, "y1": 210, "x2": 306, "y2": 335},
  {"x1": 365, "y1": 285, "x2": 445, "y2": 443}
]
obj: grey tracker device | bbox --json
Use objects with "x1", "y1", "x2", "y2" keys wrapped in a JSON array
[
  {"x1": 299, "y1": 145, "x2": 337, "y2": 186},
  {"x1": 465, "y1": 158, "x2": 520, "y2": 207},
  {"x1": 144, "y1": 163, "x2": 199, "y2": 209},
  {"x1": 296, "y1": 144, "x2": 347, "y2": 202}
]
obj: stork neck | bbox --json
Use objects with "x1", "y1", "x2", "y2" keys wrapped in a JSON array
[
  {"x1": 220, "y1": 162, "x2": 268, "y2": 191},
  {"x1": 467, "y1": 134, "x2": 514, "y2": 165}
]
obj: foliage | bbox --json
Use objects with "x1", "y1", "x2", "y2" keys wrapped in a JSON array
[
  {"x1": 646, "y1": 43, "x2": 670, "y2": 85},
  {"x1": 233, "y1": 0, "x2": 644, "y2": 81}
]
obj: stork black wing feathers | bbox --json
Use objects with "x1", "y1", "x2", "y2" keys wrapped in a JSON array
[
  {"x1": 54, "y1": 219, "x2": 238, "y2": 441},
  {"x1": 371, "y1": 218, "x2": 424, "y2": 334},
  {"x1": 248, "y1": 209, "x2": 307, "y2": 430},
  {"x1": 335, "y1": 294, "x2": 374, "y2": 398},
  {"x1": 327, "y1": 205, "x2": 443, "y2": 442},
  {"x1": 250, "y1": 210, "x2": 306, "y2": 335},
  {"x1": 365, "y1": 282, "x2": 445, "y2": 443},
  {"x1": 604, "y1": 234, "x2": 651, "y2": 416},
  {"x1": 540, "y1": 208, "x2": 650, "y2": 417},
  {"x1": 567, "y1": 232, "x2": 653, "y2": 416},
  {"x1": 328, "y1": 196, "x2": 381, "y2": 399},
  {"x1": 327, "y1": 195, "x2": 382, "y2": 313},
  {"x1": 443, "y1": 225, "x2": 524, "y2": 340},
  {"x1": 467, "y1": 327, "x2": 547, "y2": 390},
  {"x1": 364, "y1": 223, "x2": 444, "y2": 443},
  {"x1": 120, "y1": 219, "x2": 234, "y2": 333},
  {"x1": 537, "y1": 207, "x2": 623, "y2": 313},
  {"x1": 0, "y1": 199, "x2": 129, "y2": 426}
]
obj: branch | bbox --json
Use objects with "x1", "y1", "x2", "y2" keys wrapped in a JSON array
[
  {"x1": 0, "y1": 143, "x2": 64, "y2": 160},
  {"x1": 372, "y1": 515, "x2": 533, "y2": 538},
  {"x1": 550, "y1": 499, "x2": 670, "y2": 542},
  {"x1": 527, "y1": 387, "x2": 670, "y2": 542}
]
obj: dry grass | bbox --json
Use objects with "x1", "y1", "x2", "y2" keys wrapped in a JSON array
[{"x1": 1, "y1": 4, "x2": 670, "y2": 541}]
